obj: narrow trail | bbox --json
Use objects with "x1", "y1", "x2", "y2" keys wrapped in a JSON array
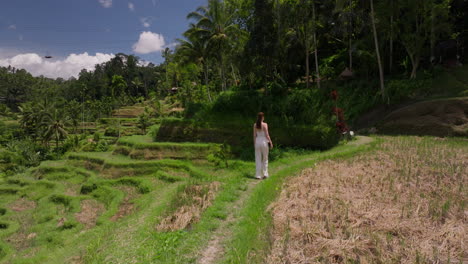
[
  {"x1": 196, "y1": 136, "x2": 373, "y2": 264},
  {"x1": 198, "y1": 178, "x2": 260, "y2": 264}
]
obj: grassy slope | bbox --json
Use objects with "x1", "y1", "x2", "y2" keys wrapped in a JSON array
[
  {"x1": 0, "y1": 133, "x2": 215, "y2": 263},
  {"x1": 0, "y1": 134, "x2": 375, "y2": 264}
]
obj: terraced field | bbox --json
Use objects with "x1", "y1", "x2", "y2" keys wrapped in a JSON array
[
  {"x1": 0, "y1": 134, "x2": 224, "y2": 263},
  {"x1": 0, "y1": 131, "x2": 374, "y2": 263}
]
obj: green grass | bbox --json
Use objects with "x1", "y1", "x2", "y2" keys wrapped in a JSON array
[
  {"x1": 0, "y1": 135, "x2": 376, "y2": 263},
  {"x1": 118, "y1": 135, "x2": 218, "y2": 149},
  {"x1": 115, "y1": 135, "x2": 219, "y2": 160}
]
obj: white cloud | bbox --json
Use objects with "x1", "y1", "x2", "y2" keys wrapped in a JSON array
[
  {"x1": 8, "y1": 24, "x2": 16, "y2": 30},
  {"x1": 98, "y1": 0, "x2": 112, "y2": 8},
  {"x1": 140, "y1": 17, "x2": 152, "y2": 28},
  {"x1": 128, "y1": 2, "x2": 135, "y2": 11},
  {"x1": 132, "y1": 31, "x2": 165, "y2": 54},
  {"x1": 0, "y1": 52, "x2": 114, "y2": 79}
]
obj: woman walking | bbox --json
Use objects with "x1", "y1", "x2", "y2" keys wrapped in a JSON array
[{"x1": 253, "y1": 112, "x2": 273, "y2": 179}]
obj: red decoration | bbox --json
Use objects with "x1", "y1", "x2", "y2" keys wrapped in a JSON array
[
  {"x1": 336, "y1": 121, "x2": 348, "y2": 133},
  {"x1": 331, "y1": 90, "x2": 338, "y2": 101},
  {"x1": 332, "y1": 107, "x2": 345, "y2": 122},
  {"x1": 331, "y1": 89, "x2": 350, "y2": 134}
]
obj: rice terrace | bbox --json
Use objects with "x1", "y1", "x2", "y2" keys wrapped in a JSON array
[{"x1": 0, "y1": 0, "x2": 467, "y2": 263}]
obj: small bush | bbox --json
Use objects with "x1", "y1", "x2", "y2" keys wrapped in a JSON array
[
  {"x1": 80, "y1": 183, "x2": 98, "y2": 194},
  {"x1": 0, "y1": 188, "x2": 19, "y2": 195},
  {"x1": 49, "y1": 194, "x2": 72, "y2": 207},
  {"x1": 104, "y1": 127, "x2": 119, "y2": 137},
  {"x1": 207, "y1": 143, "x2": 232, "y2": 168},
  {"x1": 0, "y1": 208, "x2": 6, "y2": 215},
  {"x1": 155, "y1": 171, "x2": 182, "y2": 183},
  {"x1": 59, "y1": 220, "x2": 78, "y2": 230}
]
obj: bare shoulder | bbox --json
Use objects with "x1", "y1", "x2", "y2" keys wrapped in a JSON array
[{"x1": 263, "y1": 122, "x2": 268, "y2": 128}]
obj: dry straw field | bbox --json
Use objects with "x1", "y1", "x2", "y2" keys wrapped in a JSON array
[{"x1": 267, "y1": 136, "x2": 467, "y2": 264}]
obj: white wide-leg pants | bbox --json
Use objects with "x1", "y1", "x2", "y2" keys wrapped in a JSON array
[{"x1": 255, "y1": 138, "x2": 269, "y2": 178}]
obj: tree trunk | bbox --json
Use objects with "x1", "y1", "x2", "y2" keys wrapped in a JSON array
[
  {"x1": 349, "y1": 0, "x2": 353, "y2": 70},
  {"x1": 430, "y1": 7, "x2": 435, "y2": 63},
  {"x1": 409, "y1": 54, "x2": 419, "y2": 79},
  {"x1": 204, "y1": 63, "x2": 212, "y2": 102},
  {"x1": 389, "y1": 1, "x2": 394, "y2": 74},
  {"x1": 219, "y1": 53, "x2": 226, "y2": 91},
  {"x1": 312, "y1": 2, "x2": 320, "y2": 89},
  {"x1": 370, "y1": 0, "x2": 385, "y2": 101},
  {"x1": 306, "y1": 46, "x2": 310, "y2": 89},
  {"x1": 314, "y1": 39, "x2": 320, "y2": 89},
  {"x1": 349, "y1": 38, "x2": 353, "y2": 70}
]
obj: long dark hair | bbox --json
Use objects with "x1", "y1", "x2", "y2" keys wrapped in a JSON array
[{"x1": 256, "y1": 112, "x2": 264, "y2": 129}]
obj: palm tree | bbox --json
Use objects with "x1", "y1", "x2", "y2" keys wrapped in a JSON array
[
  {"x1": 177, "y1": 27, "x2": 212, "y2": 101},
  {"x1": 18, "y1": 103, "x2": 40, "y2": 140},
  {"x1": 18, "y1": 99, "x2": 55, "y2": 141},
  {"x1": 131, "y1": 77, "x2": 144, "y2": 97},
  {"x1": 187, "y1": 0, "x2": 245, "y2": 91},
  {"x1": 42, "y1": 109, "x2": 70, "y2": 151}
]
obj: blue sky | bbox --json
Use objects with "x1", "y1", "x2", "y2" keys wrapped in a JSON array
[{"x1": 0, "y1": 0, "x2": 206, "y2": 78}]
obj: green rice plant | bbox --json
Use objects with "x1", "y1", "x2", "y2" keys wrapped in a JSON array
[
  {"x1": 49, "y1": 194, "x2": 72, "y2": 208},
  {"x1": 58, "y1": 220, "x2": 79, "y2": 230},
  {"x1": 154, "y1": 171, "x2": 185, "y2": 183},
  {"x1": 80, "y1": 183, "x2": 98, "y2": 194},
  {"x1": 0, "y1": 187, "x2": 19, "y2": 195},
  {"x1": 5, "y1": 178, "x2": 30, "y2": 187},
  {"x1": 110, "y1": 177, "x2": 152, "y2": 194}
]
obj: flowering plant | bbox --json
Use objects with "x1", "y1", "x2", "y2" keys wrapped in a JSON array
[{"x1": 330, "y1": 90, "x2": 338, "y2": 101}]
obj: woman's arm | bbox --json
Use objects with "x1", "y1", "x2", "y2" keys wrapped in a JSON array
[
  {"x1": 253, "y1": 124, "x2": 256, "y2": 145},
  {"x1": 264, "y1": 123, "x2": 273, "y2": 148}
]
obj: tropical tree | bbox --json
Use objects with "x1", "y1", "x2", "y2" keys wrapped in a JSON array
[
  {"x1": 18, "y1": 99, "x2": 55, "y2": 141},
  {"x1": 137, "y1": 107, "x2": 152, "y2": 134},
  {"x1": 177, "y1": 27, "x2": 213, "y2": 101},
  {"x1": 397, "y1": 0, "x2": 451, "y2": 79},
  {"x1": 42, "y1": 109, "x2": 70, "y2": 151},
  {"x1": 334, "y1": 0, "x2": 366, "y2": 71},
  {"x1": 290, "y1": 0, "x2": 320, "y2": 89},
  {"x1": 111, "y1": 75, "x2": 127, "y2": 99},
  {"x1": 187, "y1": 0, "x2": 246, "y2": 91}
]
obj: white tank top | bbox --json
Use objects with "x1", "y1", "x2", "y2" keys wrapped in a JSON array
[{"x1": 256, "y1": 129, "x2": 266, "y2": 137}]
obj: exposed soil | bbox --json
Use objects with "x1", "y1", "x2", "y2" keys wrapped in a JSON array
[
  {"x1": 110, "y1": 186, "x2": 139, "y2": 222},
  {"x1": 378, "y1": 98, "x2": 468, "y2": 137},
  {"x1": 75, "y1": 200, "x2": 105, "y2": 229},
  {"x1": 9, "y1": 198, "x2": 36, "y2": 212},
  {"x1": 357, "y1": 97, "x2": 468, "y2": 137},
  {"x1": 5, "y1": 214, "x2": 35, "y2": 251},
  {"x1": 68, "y1": 256, "x2": 84, "y2": 264},
  {"x1": 266, "y1": 137, "x2": 467, "y2": 264}
]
